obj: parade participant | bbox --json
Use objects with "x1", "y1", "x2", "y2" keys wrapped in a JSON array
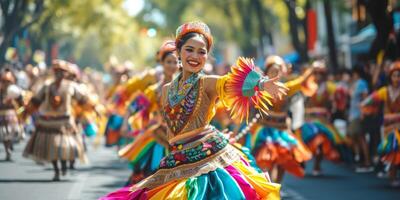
[
  {"x1": 104, "y1": 62, "x2": 161, "y2": 147},
  {"x1": 298, "y1": 61, "x2": 346, "y2": 176},
  {"x1": 118, "y1": 40, "x2": 178, "y2": 185},
  {"x1": 248, "y1": 55, "x2": 312, "y2": 183},
  {"x1": 347, "y1": 66, "x2": 372, "y2": 172},
  {"x1": 361, "y1": 61, "x2": 400, "y2": 187},
  {"x1": 0, "y1": 68, "x2": 24, "y2": 161},
  {"x1": 23, "y1": 60, "x2": 89, "y2": 181},
  {"x1": 101, "y1": 21, "x2": 286, "y2": 200}
]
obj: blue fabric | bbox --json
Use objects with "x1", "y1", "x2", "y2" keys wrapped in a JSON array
[
  {"x1": 187, "y1": 168, "x2": 245, "y2": 200},
  {"x1": 84, "y1": 123, "x2": 98, "y2": 137},
  {"x1": 106, "y1": 114, "x2": 124, "y2": 131},
  {"x1": 150, "y1": 143, "x2": 165, "y2": 172},
  {"x1": 349, "y1": 79, "x2": 369, "y2": 120}
]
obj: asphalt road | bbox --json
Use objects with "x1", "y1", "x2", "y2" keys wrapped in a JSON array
[{"x1": 1, "y1": 137, "x2": 399, "y2": 200}]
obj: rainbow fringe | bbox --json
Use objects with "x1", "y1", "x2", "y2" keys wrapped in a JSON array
[
  {"x1": 297, "y1": 121, "x2": 345, "y2": 162},
  {"x1": 249, "y1": 125, "x2": 311, "y2": 177},
  {"x1": 100, "y1": 160, "x2": 280, "y2": 200},
  {"x1": 217, "y1": 57, "x2": 273, "y2": 123},
  {"x1": 378, "y1": 129, "x2": 400, "y2": 165}
]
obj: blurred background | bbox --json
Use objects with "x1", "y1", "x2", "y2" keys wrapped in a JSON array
[{"x1": 1, "y1": 0, "x2": 399, "y2": 71}]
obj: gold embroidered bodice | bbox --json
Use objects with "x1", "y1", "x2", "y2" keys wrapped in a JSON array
[{"x1": 162, "y1": 78, "x2": 215, "y2": 143}]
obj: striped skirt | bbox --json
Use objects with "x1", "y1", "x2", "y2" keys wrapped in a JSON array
[
  {"x1": 23, "y1": 115, "x2": 87, "y2": 163},
  {"x1": 0, "y1": 109, "x2": 24, "y2": 142}
]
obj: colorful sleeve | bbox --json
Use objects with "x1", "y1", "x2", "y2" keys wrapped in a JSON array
[
  {"x1": 361, "y1": 86, "x2": 387, "y2": 107},
  {"x1": 216, "y1": 57, "x2": 273, "y2": 123},
  {"x1": 285, "y1": 76, "x2": 305, "y2": 97},
  {"x1": 112, "y1": 70, "x2": 157, "y2": 108}
]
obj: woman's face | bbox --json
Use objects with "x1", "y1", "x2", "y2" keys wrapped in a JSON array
[
  {"x1": 179, "y1": 35, "x2": 208, "y2": 74},
  {"x1": 391, "y1": 70, "x2": 400, "y2": 87},
  {"x1": 54, "y1": 69, "x2": 67, "y2": 81},
  {"x1": 266, "y1": 65, "x2": 284, "y2": 78},
  {"x1": 162, "y1": 53, "x2": 178, "y2": 78}
]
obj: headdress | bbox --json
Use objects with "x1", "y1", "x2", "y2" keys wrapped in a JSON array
[
  {"x1": 175, "y1": 21, "x2": 213, "y2": 51},
  {"x1": 158, "y1": 40, "x2": 176, "y2": 61}
]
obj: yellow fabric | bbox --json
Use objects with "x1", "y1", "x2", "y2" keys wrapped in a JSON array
[
  {"x1": 326, "y1": 81, "x2": 337, "y2": 95},
  {"x1": 376, "y1": 86, "x2": 388, "y2": 102},
  {"x1": 165, "y1": 179, "x2": 188, "y2": 200},
  {"x1": 216, "y1": 75, "x2": 229, "y2": 108},
  {"x1": 285, "y1": 75, "x2": 304, "y2": 97},
  {"x1": 123, "y1": 70, "x2": 157, "y2": 98},
  {"x1": 147, "y1": 180, "x2": 186, "y2": 200},
  {"x1": 232, "y1": 161, "x2": 281, "y2": 200},
  {"x1": 118, "y1": 127, "x2": 155, "y2": 159},
  {"x1": 144, "y1": 83, "x2": 159, "y2": 112}
]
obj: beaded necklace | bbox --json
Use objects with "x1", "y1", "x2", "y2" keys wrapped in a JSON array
[{"x1": 168, "y1": 71, "x2": 203, "y2": 107}]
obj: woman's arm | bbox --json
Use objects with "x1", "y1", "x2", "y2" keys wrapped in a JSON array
[
  {"x1": 204, "y1": 57, "x2": 288, "y2": 122},
  {"x1": 361, "y1": 86, "x2": 386, "y2": 107}
]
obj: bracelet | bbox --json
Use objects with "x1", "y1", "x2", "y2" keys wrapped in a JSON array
[{"x1": 257, "y1": 76, "x2": 269, "y2": 91}]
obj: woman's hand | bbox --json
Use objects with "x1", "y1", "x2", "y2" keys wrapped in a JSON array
[{"x1": 262, "y1": 76, "x2": 288, "y2": 100}]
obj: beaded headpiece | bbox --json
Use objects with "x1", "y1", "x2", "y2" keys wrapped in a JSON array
[
  {"x1": 52, "y1": 59, "x2": 70, "y2": 72},
  {"x1": 158, "y1": 40, "x2": 176, "y2": 61},
  {"x1": 175, "y1": 21, "x2": 213, "y2": 51}
]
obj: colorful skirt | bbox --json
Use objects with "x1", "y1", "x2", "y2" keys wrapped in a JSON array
[
  {"x1": 296, "y1": 120, "x2": 344, "y2": 162},
  {"x1": 119, "y1": 124, "x2": 168, "y2": 184},
  {"x1": 23, "y1": 116, "x2": 87, "y2": 163},
  {"x1": 104, "y1": 114, "x2": 124, "y2": 146},
  {"x1": 378, "y1": 128, "x2": 400, "y2": 166},
  {"x1": 249, "y1": 126, "x2": 311, "y2": 178},
  {"x1": 100, "y1": 128, "x2": 280, "y2": 200},
  {"x1": 0, "y1": 109, "x2": 24, "y2": 142}
]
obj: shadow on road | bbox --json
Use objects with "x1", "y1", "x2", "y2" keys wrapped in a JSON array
[
  {"x1": 304, "y1": 174, "x2": 348, "y2": 180},
  {"x1": 0, "y1": 179, "x2": 74, "y2": 183}
]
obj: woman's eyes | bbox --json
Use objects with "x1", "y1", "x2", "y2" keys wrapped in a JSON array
[{"x1": 185, "y1": 48, "x2": 206, "y2": 55}]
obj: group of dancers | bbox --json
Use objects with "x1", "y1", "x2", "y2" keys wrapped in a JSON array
[{"x1": 0, "y1": 21, "x2": 399, "y2": 199}]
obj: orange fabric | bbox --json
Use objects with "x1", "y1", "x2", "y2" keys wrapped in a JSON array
[
  {"x1": 307, "y1": 134, "x2": 340, "y2": 162},
  {"x1": 255, "y1": 143, "x2": 311, "y2": 178},
  {"x1": 382, "y1": 152, "x2": 400, "y2": 165}
]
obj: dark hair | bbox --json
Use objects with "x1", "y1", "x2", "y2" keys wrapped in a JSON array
[
  {"x1": 352, "y1": 65, "x2": 367, "y2": 80},
  {"x1": 161, "y1": 51, "x2": 174, "y2": 62},
  {"x1": 176, "y1": 32, "x2": 210, "y2": 52}
]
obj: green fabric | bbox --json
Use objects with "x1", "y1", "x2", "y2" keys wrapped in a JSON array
[
  {"x1": 242, "y1": 70, "x2": 262, "y2": 97},
  {"x1": 130, "y1": 141, "x2": 155, "y2": 164},
  {"x1": 185, "y1": 168, "x2": 245, "y2": 200}
]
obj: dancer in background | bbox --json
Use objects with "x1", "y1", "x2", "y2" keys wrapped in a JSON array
[
  {"x1": 298, "y1": 61, "x2": 346, "y2": 176},
  {"x1": 248, "y1": 55, "x2": 312, "y2": 183},
  {"x1": 0, "y1": 68, "x2": 24, "y2": 161},
  {"x1": 361, "y1": 61, "x2": 400, "y2": 187},
  {"x1": 118, "y1": 40, "x2": 178, "y2": 185},
  {"x1": 23, "y1": 60, "x2": 89, "y2": 181}
]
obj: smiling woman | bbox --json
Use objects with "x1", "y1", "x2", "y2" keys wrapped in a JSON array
[{"x1": 100, "y1": 21, "x2": 288, "y2": 200}]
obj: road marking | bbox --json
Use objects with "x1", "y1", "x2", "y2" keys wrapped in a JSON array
[{"x1": 67, "y1": 173, "x2": 89, "y2": 200}]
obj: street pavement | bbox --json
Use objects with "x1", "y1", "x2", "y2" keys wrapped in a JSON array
[{"x1": 1, "y1": 137, "x2": 399, "y2": 200}]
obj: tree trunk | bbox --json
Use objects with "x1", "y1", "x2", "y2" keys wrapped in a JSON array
[
  {"x1": 364, "y1": 0, "x2": 392, "y2": 60},
  {"x1": 285, "y1": 0, "x2": 308, "y2": 63},
  {"x1": 323, "y1": 0, "x2": 338, "y2": 72}
]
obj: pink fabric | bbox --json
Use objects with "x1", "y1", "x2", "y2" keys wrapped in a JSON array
[
  {"x1": 225, "y1": 165, "x2": 259, "y2": 200},
  {"x1": 240, "y1": 157, "x2": 251, "y2": 167},
  {"x1": 98, "y1": 186, "x2": 148, "y2": 200}
]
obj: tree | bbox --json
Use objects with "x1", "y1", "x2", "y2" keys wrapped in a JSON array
[{"x1": 0, "y1": 0, "x2": 45, "y2": 66}]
